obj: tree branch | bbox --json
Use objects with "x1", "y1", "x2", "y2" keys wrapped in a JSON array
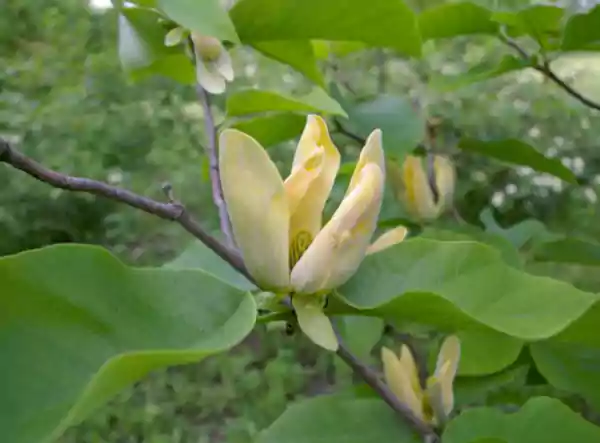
[
  {"x1": 196, "y1": 84, "x2": 236, "y2": 248},
  {"x1": 499, "y1": 34, "x2": 600, "y2": 112},
  {"x1": 334, "y1": 327, "x2": 439, "y2": 442},
  {"x1": 0, "y1": 138, "x2": 252, "y2": 283},
  {"x1": 332, "y1": 118, "x2": 366, "y2": 144}
]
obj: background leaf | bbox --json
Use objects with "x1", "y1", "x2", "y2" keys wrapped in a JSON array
[
  {"x1": 0, "y1": 245, "x2": 256, "y2": 443},
  {"x1": 418, "y1": 2, "x2": 498, "y2": 41},
  {"x1": 250, "y1": 41, "x2": 325, "y2": 87},
  {"x1": 255, "y1": 395, "x2": 420, "y2": 443},
  {"x1": 442, "y1": 397, "x2": 600, "y2": 443},
  {"x1": 533, "y1": 238, "x2": 600, "y2": 266},
  {"x1": 459, "y1": 139, "x2": 578, "y2": 184},
  {"x1": 335, "y1": 316, "x2": 383, "y2": 359},
  {"x1": 230, "y1": 0, "x2": 422, "y2": 57},
  {"x1": 562, "y1": 5, "x2": 600, "y2": 51},
  {"x1": 228, "y1": 113, "x2": 307, "y2": 147},
  {"x1": 157, "y1": 0, "x2": 239, "y2": 42},
  {"x1": 226, "y1": 88, "x2": 347, "y2": 117}
]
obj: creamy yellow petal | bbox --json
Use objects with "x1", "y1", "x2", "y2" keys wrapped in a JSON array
[
  {"x1": 215, "y1": 49, "x2": 234, "y2": 82},
  {"x1": 346, "y1": 129, "x2": 385, "y2": 196},
  {"x1": 399, "y1": 344, "x2": 423, "y2": 398},
  {"x1": 381, "y1": 346, "x2": 424, "y2": 421},
  {"x1": 367, "y1": 225, "x2": 408, "y2": 255},
  {"x1": 196, "y1": 59, "x2": 226, "y2": 94},
  {"x1": 401, "y1": 155, "x2": 440, "y2": 221},
  {"x1": 290, "y1": 162, "x2": 384, "y2": 294},
  {"x1": 284, "y1": 115, "x2": 340, "y2": 264},
  {"x1": 219, "y1": 129, "x2": 290, "y2": 290},
  {"x1": 292, "y1": 295, "x2": 338, "y2": 351},
  {"x1": 434, "y1": 335, "x2": 461, "y2": 417},
  {"x1": 433, "y1": 156, "x2": 456, "y2": 208}
]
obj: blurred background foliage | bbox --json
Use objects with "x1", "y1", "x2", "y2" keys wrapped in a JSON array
[{"x1": 2, "y1": 0, "x2": 600, "y2": 441}]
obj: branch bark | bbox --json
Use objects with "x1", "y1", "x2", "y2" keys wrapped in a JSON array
[
  {"x1": 334, "y1": 328, "x2": 439, "y2": 442},
  {"x1": 499, "y1": 34, "x2": 600, "y2": 112},
  {"x1": 196, "y1": 84, "x2": 236, "y2": 248},
  {"x1": 0, "y1": 138, "x2": 251, "y2": 282}
]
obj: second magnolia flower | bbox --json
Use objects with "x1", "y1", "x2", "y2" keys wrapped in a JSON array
[{"x1": 218, "y1": 115, "x2": 387, "y2": 295}]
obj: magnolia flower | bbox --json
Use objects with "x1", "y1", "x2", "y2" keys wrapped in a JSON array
[
  {"x1": 190, "y1": 33, "x2": 233, "y2": 94},
  {"x1": 389, "y1": 155, "x2": 455, "y2": 222},
  {"x1": 381, "y1": 335, "x2": 461, "y2": 426},
  {"x1": 219, "y1": 115, "x2": 406, "y2": 350}
]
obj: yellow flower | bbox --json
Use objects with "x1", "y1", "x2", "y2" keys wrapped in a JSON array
[
  {"x1": 191, "y1": 33, "x2": 234, "y2": 94},
  {"x1": 381, "y1": 335, "x2": 461, "y2": 426},
  {"x1": 389, "y1": 155, "x2": 455, "y2": 222},
  {"x1": 219, "y1": 115, "x2": 406, "y2": 350}
]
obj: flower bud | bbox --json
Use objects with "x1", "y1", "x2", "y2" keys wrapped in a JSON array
[{"x1": 190, "y1": 33, "x2": 234, "y2": 94}]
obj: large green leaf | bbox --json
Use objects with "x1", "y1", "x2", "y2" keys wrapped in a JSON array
[
  {"x1": 228, "y1": 113, "x2": 307, "y2": 147},
  {"x1": 343, "y1": 94, "x2": 425, "y2": 158},
  {"x1": 453, "y1": 329, "x2": 523, "y2": 376},
  {"x1": 562, "y1": 5, "x2": 600, "y2": 51},
  {"x1": 338, "y1": 239, "x2": 599, "y2": 342},
  {"x1": 335, "y1": 316, "x2": 383, "y2": 359},
  {"x1": 163, "y1": 240, "x2": 256, "y2": 291},
  {"x1": 0, "y1": 244, "x2": 256, "y2": 443},
  {"x1": 531, "y1": 341, "x2": 600, "y2": 410},
  {"x1": 226, "y1": 88, "x2": 347, "y2": 117},
  {"x1": 431, "y1": 56, "x2": 529, "y2": 91},
  {"x1": 454, "y1": 365, "x2": 529, "y2": 408},
  {"x1": 157, "y1": 0, "x2": 239, "y2": 42},
  {"x1": 533, "y1": 238, "x2": 600, "y2": 266},
  {"x1": 442, "y1": 397, "x2": 600, "y2": 443},
  {"x1": 250, "y1": 41, "x2": 325, "y2": 87},
  {"x1": 419, "y1": 2, "x2": 498, "y2": 41},
  {"x1": 256, "y1": 395, "x2": 420, "y2": 443},
  {"x1": 230, "y1": 0, "x2": 422, "y2": 57},
  {"x1": 459, "y1": 139, "x2": 578, "y2": 184}
]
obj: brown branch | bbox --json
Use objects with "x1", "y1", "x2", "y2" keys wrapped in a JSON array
[
  {"x1": 0, "y1": 138, "x2": 252, "y2": 283},
  {"x1": 332, "y1": 118, "x2": 366, "y2": 144},
  {"x1": 334, "y1": 326, "x2": 439, "y2": 442},
  {"x1": 196, "y1": 84, "x2": 236, "y2": 248},
  {"x1": 499, "y1": 34, "x2": 600, "y2": 112}
]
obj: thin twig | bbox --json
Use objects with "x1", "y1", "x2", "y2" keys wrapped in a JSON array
[
  {"x1": 332, "y1": 118, "x2": 366, "y2": 144},
  {"x1": 196, "y1": 84, "x2": 236, "y2": 248},
  {"x1": 334, "y1": 327, "x2": 439, "y2": 442},
  {"x1": 499, "y1": 34, "x2": 600, "y2": 112},
  {"x1": 0, "y1": 139, "x2": 252, "y2": 282}
]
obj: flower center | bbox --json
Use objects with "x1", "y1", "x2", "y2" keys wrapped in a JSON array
[{"x1": 289, "y1": 230, "x2": 313, "y2": 269}]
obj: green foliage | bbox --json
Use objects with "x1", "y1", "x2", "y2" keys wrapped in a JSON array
[
  {"x1": 443, "y1": 397, "x2": 600, "y2": 443},
  {"x1": 5, "y1": 0, "x2": 600, "y2": 442},
  {"x1": 0, "y1": 245, "x2": 255, "y2": 443},
  {"x1": 255, "y1": 395, "x2": 420, "y2": 443}
]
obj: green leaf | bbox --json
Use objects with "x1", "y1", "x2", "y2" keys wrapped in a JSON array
[
  {"x1": 459, "y1": 139, "x2": 578, "y2": 184},
  {"x1": 443, "y1": 397, "x2": 600, "y2": 443},
  {"x1": 531, "y1": 341, "x2": 600, "y2": 410},
  {"x1": 338, "y1": 238, "x2": 598, "y2": 342},
  {"x1": 479, "y1": 208, "x2": 555, "y2": 249},
  {"x1": 420, "y1": 226, "x2": 522, "y2": 268},
  {"x1": 0, "y1": 244, "x2": 256, "y2": 443},
  {"x1": 228, "y1": 113, "x2": 306, "y2": 147},
  {"x1": 226, "y1": 88, "x2": 347, "y2": 117},
  {"x1": 335, "y1": 316, "x2": 383, "y2": 359},
  {"x1": 256, "y1": 395, "x2": 420, "y2": 443},
  {"x1": 230, "y1": 0, "x2": 422, "y2": 57},
  {"x1": 431, "y1": 56, "x2": 529, "y2": 91},
  {"x1": 250, "y1": 41, "x2": 325, "y2": 87},
  {"x1": 562, "y1": 5, "x2": 600, "y2": 51},
  {"x1": 343, "y1": 94, "x2": 425, "y2": 158},
  {"x1": 454, "y1": 329, "x2": 523, "y2": 376},
  {"x1": 117, "y1": 8, "x2": 194, "y2": 83},
  {"x1": 534, "y1": 238, "x2": 600, "y2": 266},
  {"x1": 419, "y1": 2, "x2": 498, "y2": 41},
  {"x1": 163, "y1": 240, "x2": 256, "y2": 291},
  {"x1": 454, "y1": 365, "x2": 529, "y2": 407},
  {"x1": 492, "y1": 5, "x2": 564, "y2": 49},
  {"x1": 157, "y1": 0, "x2": 239, "y2": 43}
]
